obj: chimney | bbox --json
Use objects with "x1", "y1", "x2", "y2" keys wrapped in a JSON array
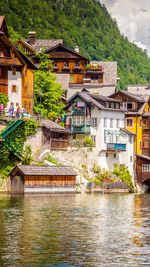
[
  {"x1": 28, "y1": 31, "x2": 36, "y2": 46},
  {"x1": 75, "y1": 45, "x2": 79, "y2": 53}
]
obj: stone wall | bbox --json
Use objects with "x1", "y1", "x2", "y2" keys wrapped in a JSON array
[{"x1": 25, "y1": 127, "x2": 44, "y2": 159}]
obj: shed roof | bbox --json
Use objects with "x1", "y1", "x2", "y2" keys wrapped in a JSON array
[
  {"x1": 41, "y1": 119, "x2": 70, "y2": 133},
  {"x1": 10, "y1": 165, "x2": 77, "y2": 176}
]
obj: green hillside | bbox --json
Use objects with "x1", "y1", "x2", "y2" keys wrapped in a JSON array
[{"x1": 0, "y1": 0, "x2": 150, "y2": 88}]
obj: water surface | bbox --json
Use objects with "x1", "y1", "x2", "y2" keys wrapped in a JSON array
[{"x1": 0, "y1": 193, "x2": 150, "y2": 267}]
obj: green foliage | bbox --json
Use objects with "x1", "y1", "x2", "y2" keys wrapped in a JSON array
[
  {"x1": 8, "y1": 26, "x2": 21, "y2": 44},
  {"x1": 0, "y1": 93, "x2": 8, "y2": 106},
  {"x1": 90, "y1": 163, "x2": 134, "y2": 191},
  {"x1": 1, "y1": 0, "x2": 150, "y2": 87},
  {"x1": 22, "y1": 145, "x2": 33, "y2": 165},
  {"x1": 112, "y1": 164, "x2": 134, "y2": 192},
  {"x1": 83, "y1": 136, "x2": 94, "y2": 147},
  {"x1": 0, "y1": 119, "x2": 38, "y2": 177},
  {"x1": 34, "y1": 53, "x2": 64, "y2": 120},
  {"x1": 45, "y1": 154, "x2": 61, "y2": 166}
]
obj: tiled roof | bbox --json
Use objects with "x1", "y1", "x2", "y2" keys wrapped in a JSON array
[
  {"x1": 110, "y1": 91, "x2": 145, "y2": 102},
  {"x1": 12, "y1": 165, "x2": 77, "y2": 176},
  {"x1": 32, "y1": 39, "x2": 63, "y2": 52}
]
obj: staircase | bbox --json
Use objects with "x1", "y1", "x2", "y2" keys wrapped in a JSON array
[{"x1": 0, "y1": 119, "x2": 24, "y2": 159}]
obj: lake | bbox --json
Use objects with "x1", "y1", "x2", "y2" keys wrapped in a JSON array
[{"x1": 0, "y1": 193, "x2": 150, "y2": 267}]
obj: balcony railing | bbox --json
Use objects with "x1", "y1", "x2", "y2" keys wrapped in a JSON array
[
  {"x1": 107, "y1": 143, "x2": 126, "y2": 151},
  {"x1": 72, "y1": 124, "x2": 90, "y2": 134}
]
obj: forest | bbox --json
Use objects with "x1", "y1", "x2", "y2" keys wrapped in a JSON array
[{"x1": 0, "y1": 0, "x2": 150, "y2": 88}]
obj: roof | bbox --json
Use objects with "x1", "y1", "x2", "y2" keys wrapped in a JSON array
[
  {"x1": 41, "y1": 119, "x2": 70, "y2": 133},
  {"x1": 45, "y1": 43, "x2": 89, "y2": 61},
  {"x1": 10, "y1": 165, "x2": 77, "y2": 176},
  {"x1": 110, "y1": 91, "x2": 146, "y2": 103},
  {"x1": 143, "y1": 112, "x2": 150, "y2": 117},
  {"x1": 16, "y1": 48, "x2": 38, "y2": 70},
  {"x1": 136, "y1": 154, "x2": 150, "y2": 161},
  {"x1": 67, "y1": 90, "x2": 124, "y2": 112},
  {"x1": 29, "y1": 39, "x2": 63, "y2": 52},
  {"x1": 120, "y1": 128, "x2": 136, "y2": 136}
]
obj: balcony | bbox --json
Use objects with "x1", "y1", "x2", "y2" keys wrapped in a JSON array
[
  {"x1": 107, "y1": 143, "x2": 126, "y2": 151},
  {"x1": 72, "y1": 124, "x2": 90, "y2": 134}
]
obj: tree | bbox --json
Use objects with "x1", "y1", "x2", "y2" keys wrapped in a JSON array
[
  {"x1": 0, "y1": 93, "x2": 8, "y2": 106},
  {"x1": 34, "y1": 53, "x2": 64, "y2": 120}
]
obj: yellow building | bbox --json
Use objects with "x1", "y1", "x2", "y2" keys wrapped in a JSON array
[{"x1": 110, "y1": 91, "x2": 150, "y2": 155}]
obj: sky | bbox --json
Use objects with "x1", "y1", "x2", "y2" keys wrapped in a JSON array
[{"x1": 100, "y1": 0, "x2": 150, "y2": 56}]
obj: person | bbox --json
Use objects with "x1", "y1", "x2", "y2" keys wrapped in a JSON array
[
  {"x1": 9, "y1": 103, "x2": 14, "y2": 118},
  {"x1": 16, "y1": 106, "x2": 20, "y2": 118}
]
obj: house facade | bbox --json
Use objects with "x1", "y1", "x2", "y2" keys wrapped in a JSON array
[
  {"x1": 110, "y1": 91, "x2": 150, "y2": 156},
  {"x1": 0, "y1": 17, "x2": 37, "y2": 114},
  {"x1": 18, "y1": 32, "x2": 117, "y2": 98},
  {"x1": 65, "y1": 90, "x2": 134, "y2": 176}
]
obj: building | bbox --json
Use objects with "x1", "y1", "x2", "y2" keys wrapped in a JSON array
[
  {"x1": 0, "y1": 16, "x2": 37, "y2": 114},
  {"x1": 10, "y1": 165, "x2": 77, "y2": 194},
  {"x1": 110, "y1": 91, "x2": 150, "y2": 156},
  {"x1": 41, "y1": 119, "x2": 70, "y2": 150},
  {"x1": 127, "y1": 84, "x2": 150, "y2": 95},
  {"x1": 65, "y1": 89, "x2": 134, "y2": 175},
  {"x1": 136, "y1": 154, "x2": 150, "y2": 191},
  {"x1": 18, "y1": 32, "x2": 117, "y2": 98}
]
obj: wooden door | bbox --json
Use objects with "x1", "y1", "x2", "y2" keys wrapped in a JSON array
[{"x1": 11, "y1": 176, "x2": 24, "y2": 194}]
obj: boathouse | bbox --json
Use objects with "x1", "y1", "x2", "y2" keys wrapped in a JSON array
[{"x1": 10, "y1": 165, "x2": 77, "y2": 194}]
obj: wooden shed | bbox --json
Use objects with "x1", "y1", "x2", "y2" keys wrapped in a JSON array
[
  {"x1": 41, "y1": 119, "x2": 70, "y2": 150},
  {"x1": 10, "y1": 165, "x2": 77, "y2": 194}
]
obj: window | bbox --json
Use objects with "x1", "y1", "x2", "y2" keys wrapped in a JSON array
[
  {"x1": 130, "y1": 156, "x2": 132, "y2": 162},
  {"x1": 91, "y1": 117, "x2": 97, "y2": 127},
  {"x1": 11, "y1": 85, "x2": 17, "y2": 93},
  {"x1": 126, "y1": 119, "x2": 133, "y2": 127},
  {"x1": 114, "y1": 154, "x2": 116, "y2": 158},
  {"x1": 127, "y1": 103, "x2": 133, "y2": 110},
  {"x1": 116, "y1": 103, "x2": 120, "y2": 109},
  {"x1": 106, "y1": 102, "x2": 109, "y2": 108},
  {"x1": 104, "y1": 134, "x2": 107, "y2": 143},
  {"x1": 73, "y1": 116, "x2": 85, "y2": 125},
  {"x1": 104, "y1": 118, "x2": 107, "y2": 127},
  {"x1": 75, "y1": 61, "x2": 80, "y2": 67},
  {"x1": 110, "y1": 118, "x2": 113, "y2": 128},
  {"x1": 111, "y1": 102, "x2": 114, "y2": 108},
  {"x1": 106, "y1": 153, "x2": 108, "y2": 158},
  {"x1": 142, "y1": 164, "x2": 150, "y2": 172},
  {"x1": 12, "y1": 68, "x2": 16, "y2": 75},
  {"x1": 64, "y1": 61, "x2": 69, "y2": 67},
  {"x1": 116, "y1": 135, "x2": 119, "y2": 143}
]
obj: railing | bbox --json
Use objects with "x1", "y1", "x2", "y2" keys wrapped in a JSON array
[
  {"x1": 107, "y1": 143, "x2": 126, "y2": 151},
  {"x1": 72, "y1": 124, "x2": 90, "y2": 134}
]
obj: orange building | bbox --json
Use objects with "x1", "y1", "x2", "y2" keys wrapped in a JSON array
[{"x1": 0, "y1": 16, "x2": 37, "y2": 114}]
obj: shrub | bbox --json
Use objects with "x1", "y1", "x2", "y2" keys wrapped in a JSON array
[{"x1": 83, "y1": 136, "x2": 94, "y2": 147}]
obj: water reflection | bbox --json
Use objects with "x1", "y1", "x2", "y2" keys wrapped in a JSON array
[{"x1": 0, "y1": 194, "x2": 150, "y2": 266}]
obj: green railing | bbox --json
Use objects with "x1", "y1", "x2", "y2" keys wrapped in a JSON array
[{"x1": 72, "y1": 124, "x2": 90, "y2": 134}]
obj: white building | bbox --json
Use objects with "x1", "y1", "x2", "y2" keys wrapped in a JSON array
[{"x1": 66, "y1": 89, "x2": 134, "y2": 176}]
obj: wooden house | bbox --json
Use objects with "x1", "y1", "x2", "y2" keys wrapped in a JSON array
[
  {"x1": 0, "y1": 16, "x2": 37, "y2": 114},
  {"x1": 41, "y1": 119, "x2": 70, "y2": 150},
  {"x1": 110, "y1": 91, "x2": 150, "y2": 156},
  {"x1": 10, "y1": 165, "x2": 77, "y2": 194},
  {"x1": 136, "y1": 154, "x2": 150, "y2": 189}
]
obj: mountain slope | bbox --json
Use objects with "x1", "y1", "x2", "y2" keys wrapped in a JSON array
[{"x1": 0, "y1": 0, "x2": 150, "y2": 88}]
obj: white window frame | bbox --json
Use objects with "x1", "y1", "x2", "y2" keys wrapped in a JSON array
[
  {"x1": 142, "y1": 164, "x2": 150, "y2": 172},
  {"x1": 104, "y1": 118, "x2": 107, "y2": 127},
  {"x1": 91, "y1": 117, "x2": 97, "y2": 127},
  {"x1": 110, "y1": 118, "x2": 113, "y2": 128}
]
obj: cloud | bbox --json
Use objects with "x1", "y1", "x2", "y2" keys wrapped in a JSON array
[{"x1": 100, "y1": 0, "x2": 150, "y2": 55}]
